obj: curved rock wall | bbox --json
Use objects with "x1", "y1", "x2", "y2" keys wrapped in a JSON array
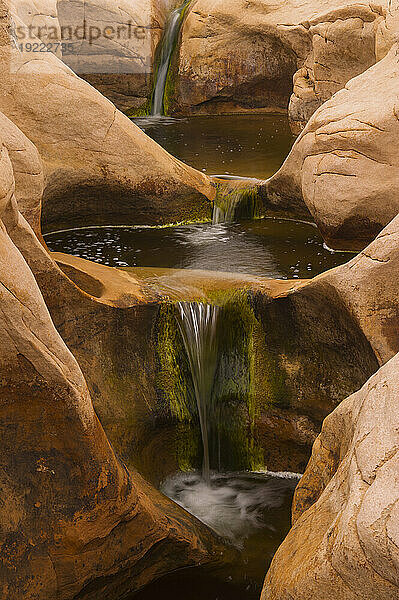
[
  {"x1": 289, "y1": 4, "x2": 384, "y2": 133},
  {"x1": 265, "y1": 44, "x2": 399, "y2": 249},
  {"x1": 0, "y1": 109, "x2": 223, "y2": 600},
  {"x1": 176, "y1": 0, "x2": 385, "y2": 119},
  {"x1": 262, "y1": 350, "x2": 399, "y2": 600},
  {"x1": 0, "y1": 1, "x2": 215, "y2": 232},
  {"x1": 262, "y1": 213, "x2": 399, "y2": 600}
]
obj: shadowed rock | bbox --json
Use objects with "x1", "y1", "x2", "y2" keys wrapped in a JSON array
[{"x1": 176, "y1": 0, "x2": 384, "y2": 119}]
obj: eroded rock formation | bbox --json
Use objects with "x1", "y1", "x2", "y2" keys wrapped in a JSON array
[
  {"x1": 265, "y1": 44, "x2": 399, "y2": 249},
  {"x1": 44, "y1": 214, "x2": 399, "y2": 479},
  {"x1": 176, "y1": 0, "x2": 385, "y2": 120},
  {"x1": 1, "y1": 1, "x2": 214, "y2": 232},
  {"x1": 262, "y1": 350, "x2": 399, "y2": 600},
  {"x1": 0, "y1": 110, "x2": 223, "y2": 600}
]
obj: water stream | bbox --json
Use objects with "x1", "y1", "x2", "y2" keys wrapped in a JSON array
[
  {"x1": 175, "y1": 302, "x2": 220, "y2": 482},
  {"x1": 212, "y1": 179, "x2": 261, "y2": 224},
  {"x1": 151, "y1": 0, "x2": 190, "y2": 115},
  {"x1": 45, "y1": 112, "x2": 355, "y2": 599}
]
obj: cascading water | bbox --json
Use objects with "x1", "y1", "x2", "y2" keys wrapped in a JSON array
[
  {"x1": 161, "y1": 299, "x2": 301, "y2": 550},
  {"x1": 212, "y1": 192, "x2": 239, "y2": 224},
  {"x1": 175, "y1": 301, "x2": 220, "y2": 483},
  {"x1": 212, "y1": 179, "x2": 261, "y2": 224},
  {"x1": 151, "y1": 0, "x2": 190, "y2": 116}
]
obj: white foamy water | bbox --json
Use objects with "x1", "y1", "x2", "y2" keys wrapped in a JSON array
[{"x1": 161, "y1": 471, "x2": 300, "y2": 547}]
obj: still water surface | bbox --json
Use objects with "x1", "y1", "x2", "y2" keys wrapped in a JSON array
[
  {"x1": 45, "y1": 219, "x2": 353, "y2": 279},
  {"x1": 133, "y1": 114, "x2": 294, "y2": 179}
]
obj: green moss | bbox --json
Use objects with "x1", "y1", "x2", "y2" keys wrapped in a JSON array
[
  {"x1": 126, "y1": 101, "x2": 151, "y2": 118},
  {"x1": 162, "y1": 62, "x2": 177, "y2": 116},
  {"x1": 213, "y1": 182, "x2": 263, "y2": 222},
  {"x1": 155, "y1": 291, "x2": 267, "y2": 472},
  {"x1": 175, "y1": 422, "x2": 202, "y2": 472},
  {"x1": 154, "y1": 290, "x2": 296, "y2": 472},
  {"x1": 213, "y1": 291, "x2": 264, "y2": 470},
  {"x1": 150, "y1": 0, "x2": 192, "y2": 115},
  {"x1": 247, "y1": 298, "x2": 291, "y2": 412},
  {"x1": 156, "y1": 303, "x2": 193, "y2": 421}
]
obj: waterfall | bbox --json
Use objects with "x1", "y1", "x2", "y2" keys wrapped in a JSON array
[
  {"x1": 212, "y1": 180, "x2": 261, "y2": 224},
  {"x1": 175, "y1": 301, "x2": 220, "y2": 483},
  {"x1": 151, "y1": 0, "x2": 190, "y2": 116},
  {"x1": 212, "y1": 192, "x2": 240, "y2": 224}
]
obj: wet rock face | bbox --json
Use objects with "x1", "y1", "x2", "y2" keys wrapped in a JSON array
[
  {"x1": 266, "y1": 45, "x2": 399, "y2": 250},
  {"x1": 262, "y1": 351, "x2": 399, "y2": 600},
  {"x1": 46, "y1": 251, "x2": 382, "y2": 480},
  {"x1": 178, "y1": 12, "x2": 297, "y2": 114},
  {"x1": 176, "y1": 0, "x2": 384, "y2": 117}
]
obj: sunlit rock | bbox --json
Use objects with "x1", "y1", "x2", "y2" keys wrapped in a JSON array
[
  {"x1": 265, "y1": 45, "x2": 399, "y2": 249},
  {"x1": 262, "y1": 349, "x2": 399, "y2": 600},
  {"x1": 0, "y1": 1, "x2": 214, "y2": 232},
  {"x1": 176, "y1": 0, "x2": 385, "y2": 120}
]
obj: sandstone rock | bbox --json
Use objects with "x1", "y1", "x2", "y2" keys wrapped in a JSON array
[
  {"x1": 265, "y1": 45, "x2": 399, "y2": 249},
  {"x1": 57, "y1": 0, "x2": 152, "y2": 112},
  {"x1": 57, "y1": 0, "x2": 179, "y2": 112},
  {"x1": 262, "y1": 350, "x2": 399, "y2": 600},
  {"x1": 40, "y1": 252, "x2": 379, "y2": 478},
  {"x1": 0, "y1": 118, "x2": 223, "y2": 600},
  {"x1": 323, "y1": 214, "x2": 399, "y2": 364},
  {"x1": 261, "y1": 213, "x2": 399, "y2": 599},
  {"x1": 289, "y1": 4, "x2": 384, "y2": 133},
  {"x1": 176, "y1": 0, "x2": 384, "y2": 118},
  {"x1": 0, "y1": 2, "x2": 214, "y2": 232},
  {"x1": 10, "y1": 0, "x2": 62, "y2": 56},
  {"x1": 0, "y1": 111, "x2": 44, "y2": 236}
]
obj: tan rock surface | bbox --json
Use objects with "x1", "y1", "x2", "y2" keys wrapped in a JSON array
[
  {"x1": 322, "y1": 215, "x2": 399, "y2": 363},
  {"x1": 57, "y1": 0, "x2": 154, "y2": 112},
  {"x1": 265, "y1": 45, "x2": 399, "y2": 249},
  {"x1": 0, "y1": 2, "x2": 215, "y2": 232},
  {"x1": 0, "y1": 111, "x2": 44, "y2": 236},
  {"x1": 11, "y1": 0, "x2": 62, "y2": 55},
  {"x1": 262, "y1": 350, "x2": 399, "y2": 600},
  {"x1": 177, "y1": 0, "x2": 385, "y2": 117},
  {"x1": 289, "y1": 4, "x2": 384, "y2": 133}
]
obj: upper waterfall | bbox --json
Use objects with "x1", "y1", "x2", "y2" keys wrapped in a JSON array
[{"x1": 151, "y1": 1, "x2": 191, "y2": 116}]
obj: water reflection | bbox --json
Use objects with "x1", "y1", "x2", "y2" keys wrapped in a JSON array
[
  {"x1": 133, "y1": 114, "x2": 295, "y2": 179},
  {"x1": 45, "y1": 219, "x2": 354, "y2": 279}
]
